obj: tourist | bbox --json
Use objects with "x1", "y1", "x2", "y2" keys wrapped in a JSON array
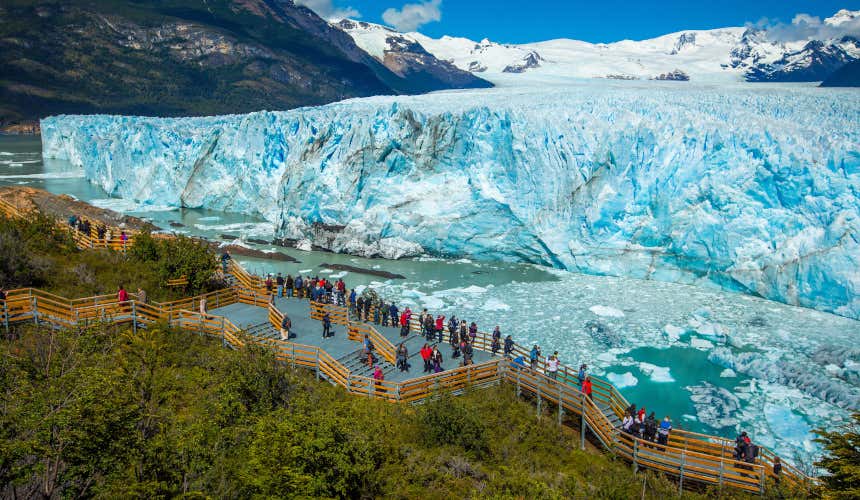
[
  {"x1": 418, "y1": 309, "x2": 427, "y2": 330},
  {"x1": 420, "y1": 343, "x2": 433, "y2": 373},
  {"x1": 503, "y1": 335, "x2": 514, "y2": 357},
  {"x1": 491, "y1": 336, "x2": 500, "y2": 356},
  {"x1": 547, "y1": 351, "x2": 560, "y2": 380},
  {"x1": 198, "y1": 297, "x2": 208, "y2": 317},
  {"x1": 399, "y1": 310, "x2": 410, "y2": 337},
  {"x1": 373, "y1": 302, "x2": 381, "y2": 324},
  {"x1": 622, "y1": 413, "x2": 633, "y2": 433},
  {"x1": 423, "y1": 313, "x2": 434, "y2": 341},
  {"x1": 529, "y1": 344, "x2": 541, "y2": 370},
  {"x1": 396, "y1": 343, "x2": 409, "y2": 372},
  {"x1": 220, "y1": 250, "x2": 231, "y2": 273},
  {"x1": 305, "y1": 279, "x2": 312, "y2": 300},
  {"x1": 773, "y1": 457, "x2": 782, "y2": 483},
  {"x1": 637, "y1": 406, "x2": 646, "y2": 423},
  {"x1": 324, "y1": 279, "x2": 333, "y2": 302},
  {"x1": 404, "y1": 306, "x2": 412, "y2": 329},
  {"x1": 117, "y1": 285, "x2": 129, "y2": 304},
  {"x1": 578, "y1": 364, "x2": 588, "y2": 387},
  {"x1": 336, "y1": 278, "x2": 346, "y2": 306},
  {"x1": 280, "y1": 314, "x2": 291, "y2": 340},
  {"x1": 492, "y1": 325, "x2": 501, "y2": 344},
  {"x1": 435, "y1": 314, "x2": 445, "y2": 343},
  {"x1": 322, "y1": 312, "x2": 332, "y2": 338},
  {"x1": 97, "y1": 225, "x2": 106, "y2": 240},
  {"x1": 388, "y1": 302, "x2": 398, "y2": 327},
  {"x1": 285, "y1": 274, "x2": 294, "y2": 298},
  {"x1": 120, "y1": 230, "x2": 128, "y2": 247},
  {"x1": 459, "y1": 320, "x2": 468, "y2": 345},
  {"x1": 380, "y1": 301, "x2": 389, "y2": 326},
  {"x1": 462, "y1": 341, "x2": 474, "y2": 366},
  {"x1": 265, "y1": 274, "x2": 273, "y2": 294},
  {"x1": 582, "y1": 376, "x2": 593, "y2": 401},
  {"x1": 450, "y1": 325, "x2": 459, "y2": 349},
  {"x1": 373, "y1": 365, "x2": 384, "y2": 394},
  {"x1": 276, "y1": 273, "x2": 284, "y2": 297},
  {"x1": 68, "y1": 214, "x2": 77, "y2": 228},
  {"x1": 136, "y1": 287, "x2": 147, "y2": 305},
  {"x1": 363, "y1": 334, "x2": 375, "y2": 367},
  {"x1": 356, "y1": 296, "x2": 365, "y2": 320},
  {"x1": 295, "y1": 275, "x2": 303, "y2": 298},
  {"x1": 468, "y1": 322, "x2": 477, "y2": 343},
  {"x1": 657, "y1": 416, "x2": 673, "y2": 447},
  {"x1": 644, "y1": 412, "x2": 658, "y2": 442},
  {"x1": 362, "y1": 296, "x2": 371, "y2": 321},
  {"x1": 104, "y1": 228, "x2": 112, "y2": 246},
  {"x1": 734, "y1": 432, "x2": 751, "y2": 460},
  {"x1": 431, "y1": 346, "x2": 444, "y2": 373}
]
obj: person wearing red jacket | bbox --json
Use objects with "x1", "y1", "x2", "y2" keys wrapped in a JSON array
[
  {"x1": 420, "y1": 343, "x2": 433, "y2": 373},
  {"x1": 434, "y1": 315, "x2": 445, "y2": 343},
  {"x1": 117, "y1": 285, "x2": 129, "y2": 303},
  {"x1": 582, "y1": 376, "x2": 593, "y2": 401}
]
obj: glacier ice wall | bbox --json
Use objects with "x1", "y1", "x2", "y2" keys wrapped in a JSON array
[{"x1": 41, "y1": 84, "x2": 860, "y2": 318}]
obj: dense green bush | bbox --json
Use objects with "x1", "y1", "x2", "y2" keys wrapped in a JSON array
[{"x1": 129, "y1": 230, "x2": 217, "y2": 293}]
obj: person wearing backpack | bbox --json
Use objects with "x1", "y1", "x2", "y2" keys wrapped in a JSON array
[
  {"x1": 276, "y1": 273, "x2": 284, "y2": 297},
  {"x1": 503, "y1": 335, "x2": 514, "y2": 357},
  {"x1": 529, "y1": 344, "x2": 541, "y2": 370},
  {"x1": 582, "y1": 376, "x2": 593, "y2": 401},
  {"x1": 431, "y1": 346, "x2": 444, "y2": 373},
  {"x1": 462, "y1": 341, "x2": 474, "y2": 366},
  {"x1": 396, "y1": 343, "x2": 409, "y2": 372},
  {"x1": 280, "y1": 314, "x2": 291, "y2": 340},
  {"x1": 363, "y1": 334, "x2": 375, "y2": 367},
  {"x1": 389, "y1": 303, "x2": 398, "y2": 327},
  {"x1": 644, "y1": 412, "x2": 658, "y2": 442}
]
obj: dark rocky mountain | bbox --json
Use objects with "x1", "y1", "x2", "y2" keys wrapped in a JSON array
[
  {"x1": 820, "y1": 59, "x2": 860, "y2": 87},
  {"x1": 335, "y1": 20, "x2": 491, "y2": 92},
  {"x1": 0, "y1": 0, "x2": 484, "y2": 127},
  {"x1": 744, "y1": 40, "x2": 856, "y2": 82},
  {"x1": 502, "y1": 51, "x2": 542, "y2": 74}
]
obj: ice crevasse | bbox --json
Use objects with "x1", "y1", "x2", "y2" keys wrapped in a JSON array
[{"x1": 40, "y1": 85, "x2": 860, "y2": 318}]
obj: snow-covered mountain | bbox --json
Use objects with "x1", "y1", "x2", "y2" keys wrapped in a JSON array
[
  {"x1": 335, "y1": 20, "x2": 492, "y2": 91},
  {"x1": 337, "y1": 9, "x2": 860, "y2": 84}
]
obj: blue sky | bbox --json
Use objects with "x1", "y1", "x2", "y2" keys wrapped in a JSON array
[{"x1": 305, "y1": 0, "x2": 860, "y2": 43}]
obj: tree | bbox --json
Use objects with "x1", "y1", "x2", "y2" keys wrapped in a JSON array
[{"x1": 815, "y1": 412, "x2": 860, "y2": 499}]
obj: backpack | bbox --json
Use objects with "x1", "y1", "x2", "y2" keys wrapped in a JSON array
[{"x1": 281, "y1": 317, "x2": 291, "y2": 329}]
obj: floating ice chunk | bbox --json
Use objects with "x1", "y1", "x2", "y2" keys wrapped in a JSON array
[
  {"x1": 329, "y1": 271, "x2": 348, "y2": 279},
  {"x1": 482, "y1": 298, "x2": 511, "y2": 311},
  {"x1": 607, "y1": 372, "x2": 638, "y2": 388},
  {"x1": 319, "y1": 268, "x2": 333, "y2": 274},
  {"x1": 686, "y1": 382, "x2": 741, "y2": 429},
  {"x1": 690, "y1": 337, "x2": 715, "y2": 350},
  {"x1": 298, "y1": 269, "x2": 313, "y2": 274},
  {"x1": 639, "y1": 363, "x2": 675, "y2": 382},
  {"x1": 196, "y1": 216, "x2": 221, "y2": 222},
  {"x1": 297, "y1": 239, "x2": 312, "y2": 251},
  {"x1": 589, "y1": 305, "x2": 625, "y2": 318},
  {"x1": 720, "y1": 368, "x2": 737, "y2": 378},
  {"x1": 663, "y1": 324, "x2": 684, "y2": 342},
  {"x1": 421, "y1": 295, "x2": 445, "y2": 310}
]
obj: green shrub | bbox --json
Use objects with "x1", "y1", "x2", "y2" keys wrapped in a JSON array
[{"x1": 419, "y1": 392, "x2": 489, "y2": 457}]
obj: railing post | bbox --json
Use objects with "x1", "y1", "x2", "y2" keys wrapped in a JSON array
[
  {"x1": 537, "y1": 384, "x2": 542, "y2": 417},
  {"x1": 32, "y1": 296, "x2": 38, "y2": 325},
  {"x1": 718, "y1": 457, "x2": 724, "y2": 488},
  {"x1": 580, "y1": 393, "x2": 587, "y2": 450},
  {"x1": 759, "y1": 466, "x2": 765, "y2": 496},
  {"x1": 315, "y1": 348, "x2": 320, "y2": 380},
  {"x1": 558, "y1": 386, "x2": 564, "y2": 426},
  {"x1": 395, "y1": 383, "x2": 400, "y2": 403},
  {"x1": 467, "y1": 364, "x2": 471, "y2": 386},
  {"x1": 132, "y1": 302, "x2": 137, "y2": 334},
  {"x1": 516, "y1": 370, "x2": 521, "y2": 397},
  {"x1": 679, "y1": 451, "x2": 686, "y2": 493},
  {"x1": 222, "y1": 317, "x2": 226, "y2": 347},
  {"x1": 633, "y1": 439, "x2": 639, "y2": 472},
  {"x1": 3, "y1": 300, "x2": 8, "y2": 332}
]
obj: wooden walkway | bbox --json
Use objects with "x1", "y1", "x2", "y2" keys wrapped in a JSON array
[{"x1": 0, "y1": 200, "x2": 815, "y2": 495}]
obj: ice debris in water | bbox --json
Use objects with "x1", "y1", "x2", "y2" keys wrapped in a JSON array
[
  {"x1": 585, "y1": 320, "x2": 622, "y2": 347},
  {"x1": 686, "y1": 382, "x2": 741, "y2": 429},
  {"x1": 607, "y1": 372, "x2": 639, "y2": 388},
  {"x1": 40, "y1": 84, "x2": 860, "y2": 319},
  {"x1": 589, "y1": 305, "x2": 626, "y2": 318}
]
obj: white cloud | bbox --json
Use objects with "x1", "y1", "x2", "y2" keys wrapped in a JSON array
[
  {"x1": 295, "y1": 0, "x2": 361, "y2": 21},
  {"x1": 382, "y1": 0, "x2": 442, "y2": 32},
  {"x1": 753, "y1": 9, "x2": 860, "y2": 42}
]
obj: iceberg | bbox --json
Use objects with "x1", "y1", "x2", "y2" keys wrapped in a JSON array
[{"x1": 41, "y1": 83, "x2": 860, "y2": 318}]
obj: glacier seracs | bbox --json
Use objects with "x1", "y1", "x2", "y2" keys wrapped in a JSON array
[{"x1": 41, "y1": 83, "x2": 860, "y2": 318}]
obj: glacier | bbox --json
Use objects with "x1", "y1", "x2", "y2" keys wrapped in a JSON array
[{"x1": 40, "y1": 82, "x2": 860, "y2": 318}]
